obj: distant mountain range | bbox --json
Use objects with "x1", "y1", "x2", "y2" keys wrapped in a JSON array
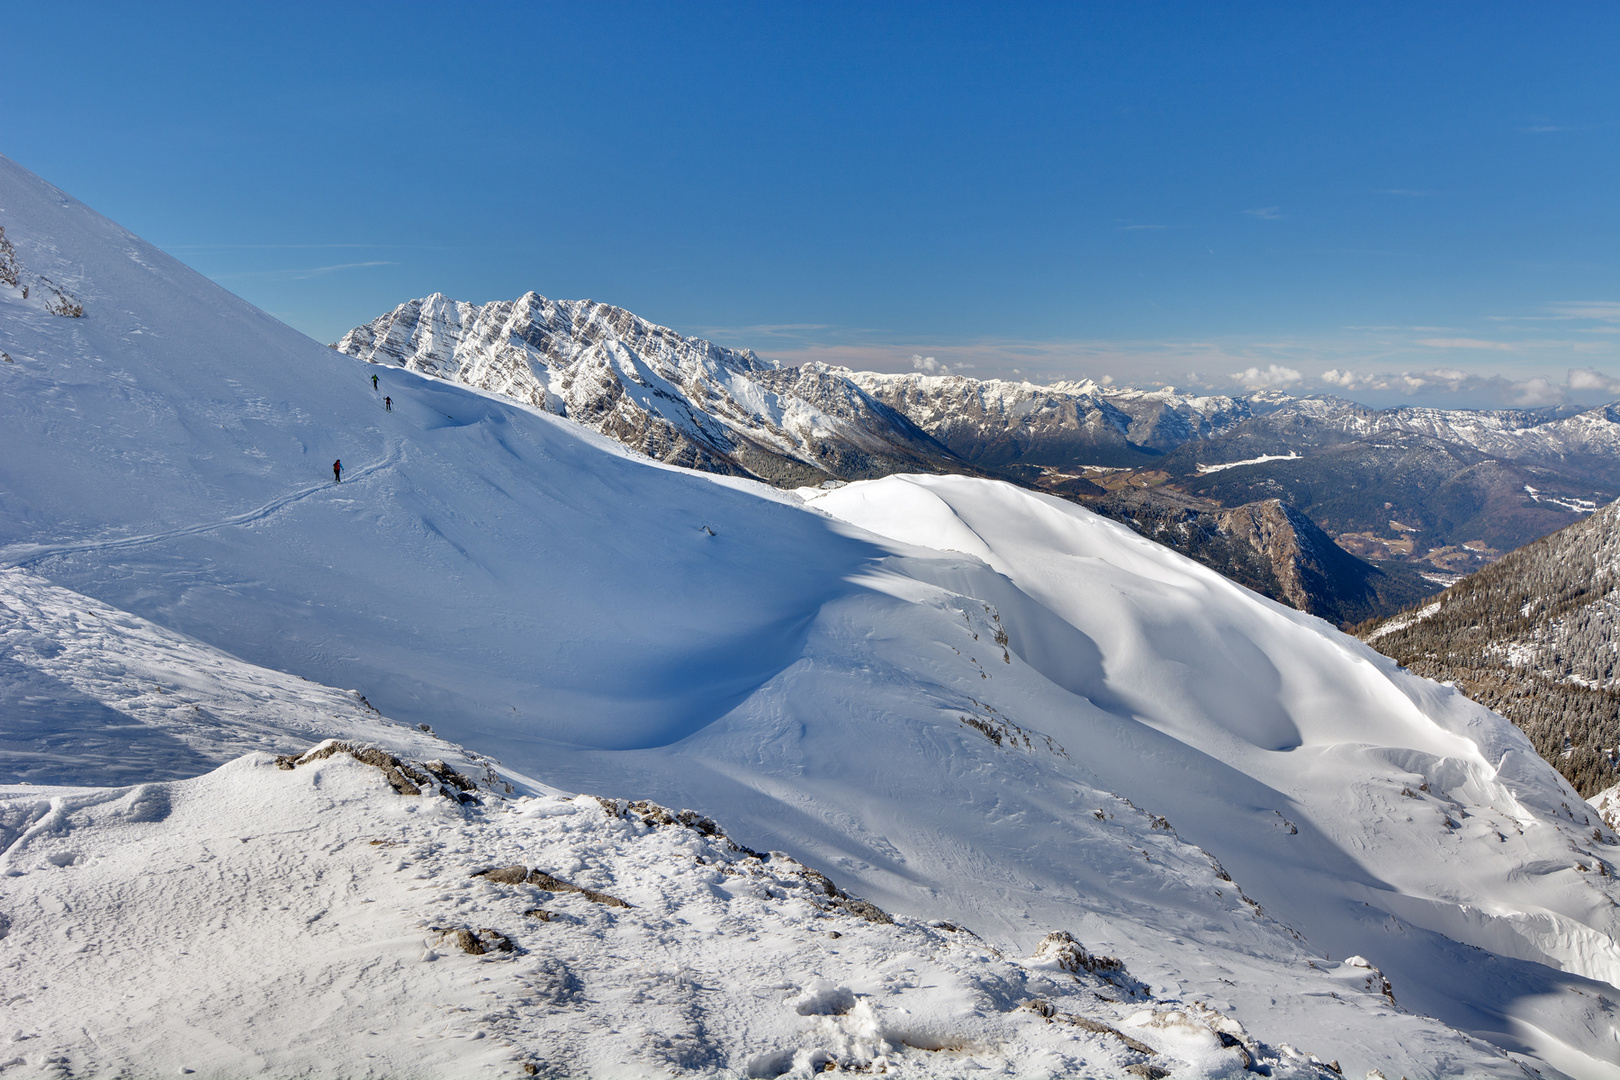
[
  {"x1": 1144, "y1": 398, "x2": 1620, "y2": 579},
  {"x1": 336, "y1": 294, "x2": 1620, "y2": 623},
  {"x1": 1357, "y1": 499, "x2": 1620, "y2": 796}
]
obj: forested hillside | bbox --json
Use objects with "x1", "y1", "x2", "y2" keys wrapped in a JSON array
[{"x1": 1357, "y1": 501, "x2": 1620, "y2": 796}]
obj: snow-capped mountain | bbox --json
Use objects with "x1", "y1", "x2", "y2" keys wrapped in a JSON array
[
  {"x1": 847, "y1": 371, "x2": 1269, "y2": 464},
  {"x1": 1359, "y1": 497, "x2": 1620, "y2": 797},
  {"x1": 336, "y1": 296, "x2": 1620, "y2": 500},
  {"x1": 1250, "y1": 398, "x2": 1620, "y2": 467},
  {"x1": 5, "y1": 153, "x2": 1620, "y2": 1077},
  {"x1": 336, "y1": 293, "x2": 960, "y2": 484}
]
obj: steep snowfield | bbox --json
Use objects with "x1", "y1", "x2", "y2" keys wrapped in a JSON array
[
  {"x1": 3, "y1": 154, "x2": 1619, "y2": 1075},
  {"x1": 0, "y1": 567, "x2": 510, "y2": 787}
]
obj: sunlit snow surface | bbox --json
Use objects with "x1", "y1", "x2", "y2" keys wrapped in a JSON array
[{"x1": 2, "y1": 154, "x2": 1619, "y2": 1077}]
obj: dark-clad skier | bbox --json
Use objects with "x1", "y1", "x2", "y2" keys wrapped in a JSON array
[
  {"x1": 372, "y1": 372, "x2": 379, "y2": 390},
  {"x1": 384, "y1": 396, "x2": 392, "y2": 412},
  {"x1": 333, "y1": 459, "x2": 342, "y2": 483}
]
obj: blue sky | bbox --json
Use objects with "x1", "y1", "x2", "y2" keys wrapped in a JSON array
[{"x1": 3, "y1": 2, "x2": 1616, "y2": 406}]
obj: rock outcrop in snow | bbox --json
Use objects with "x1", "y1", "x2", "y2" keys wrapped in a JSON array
[{"x1": 0, "y1": 223, "x2": 82, "y2": 317}]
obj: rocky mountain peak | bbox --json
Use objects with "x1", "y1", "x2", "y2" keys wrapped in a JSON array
[{"x1": 335, "y1": 292, "x2": 957, "y2": 484}]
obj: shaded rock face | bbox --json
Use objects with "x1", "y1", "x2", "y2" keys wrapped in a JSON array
[
  {"x1": 1214, "y1": 499, "x2": 1422, "y2": 625},
  {"x1": 335, "y1": 294, "x2": 961, "y2": 485}
]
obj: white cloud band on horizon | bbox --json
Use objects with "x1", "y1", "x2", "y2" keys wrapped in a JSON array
[{"x1": 1231, "y1": 364, "x2": 1304, "y2": 389}]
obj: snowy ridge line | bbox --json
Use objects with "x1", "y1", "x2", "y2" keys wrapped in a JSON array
[{"x1": 0, "y1": 446, "x2": 401, "y2": 569}]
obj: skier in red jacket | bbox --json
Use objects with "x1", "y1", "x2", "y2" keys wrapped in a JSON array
[{"x1": 333, "y1": 459, "x2": 342, "y2": 483}]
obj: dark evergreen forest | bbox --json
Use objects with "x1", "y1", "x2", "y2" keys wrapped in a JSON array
[{"x1": 1357, "y1": 503, "x2": 1620, "y2": 797}]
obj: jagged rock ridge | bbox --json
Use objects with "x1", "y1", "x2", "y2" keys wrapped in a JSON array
[{"x1": 847, "y1": 370, "x2": 1274, "y2": 465}]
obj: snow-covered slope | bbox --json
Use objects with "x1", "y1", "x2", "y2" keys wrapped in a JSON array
[
  {"x1": 335, "y1": 293, "x2": 958, "y2": 485},
  {"x1": 3, "y1": 154, "x2": 1619, "y2": 1076},
  {"x1": 3, "y1": 735, "x2": 1368, "y2": 1079},
  {"x1": 0, "y1": 569, "x2": 1402, "y2": 1078}
]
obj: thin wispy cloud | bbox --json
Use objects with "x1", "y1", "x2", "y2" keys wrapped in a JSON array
[
  {"x1": 1416, "y1": 337, "x2": 1516, "y2": 351},
  {"x1": 1546, "y1": 301, "x2": 1620, "y2": 323},
  {"x1": 1243, "y1": 206, "x2": 1284, "y2": 220},
  {"x1": 171, "y1": 243, "x2": 389, "y2": 252},
  {"x1": 213, "y1": 261, "x2": 398, "y2": 283},
  {"x1": 1118, "y1": 224, "x2": 1170, "y2": 231},
  {"x1": 1375, "y1": 189, "x2": 1435, "y2": 197},
  {"x1": 1516, "y1": 119, "x2": 1619, "y2": 135},
  {"x1": 297, "y1": 260, "x2": 397, "y2": 279},
  {"x1": 685, "y1": 323, "x2": 834, "y2": 339}
]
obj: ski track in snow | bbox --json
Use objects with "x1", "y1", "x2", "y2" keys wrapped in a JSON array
[{"x1": 0, "y1": 446, "x2": 402, "y2": 570}]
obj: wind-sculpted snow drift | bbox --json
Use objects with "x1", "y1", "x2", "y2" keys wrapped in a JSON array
[{"x1": 2, "y1": 154, "x2": 1620, "y2": 1077}]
